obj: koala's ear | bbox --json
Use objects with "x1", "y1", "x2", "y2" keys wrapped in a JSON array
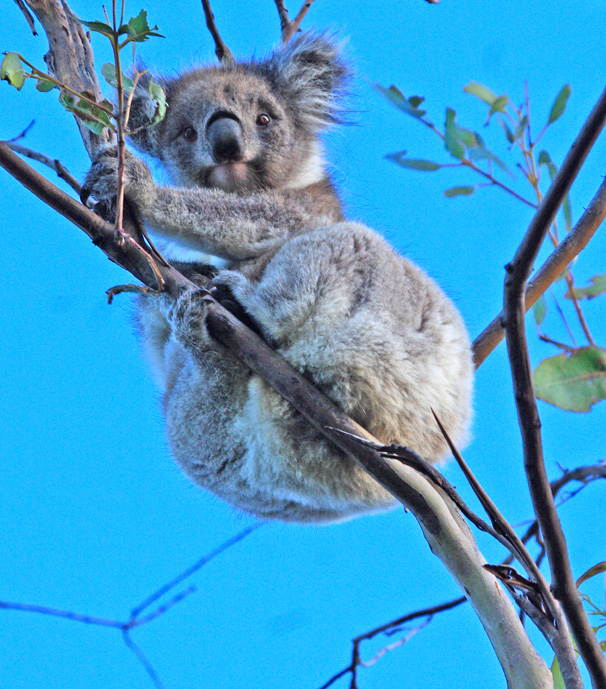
[
  {"x1": 258, "y1": 32, "x2": 348, "y2": 132},
  {"x1": 126, "y1": 67, "x2": 172, "y2": 159}
]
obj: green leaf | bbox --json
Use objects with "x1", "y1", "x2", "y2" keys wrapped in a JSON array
[
  {"x1": 35, "y1": 77, "x2": 55, "y2": 92},
  {"x1": 503, "y1": 122, "x2": 515, "y2": 144},
  {"x1": 468, "y1": 143, "x2": 509, "y2": 173},
  {"x1": 1, "y1": 52, "x2": 27, "y2": 91},
  {"x1": 408, "y1": 95, "x2": 424, "y2": 108},
  {"x1": 59, "y1": 92, "x2": 113, "y2": 135},
  {"x1": 564, "y1": 275, "x2": 606, "y2": 301},
  {"x1": 532, "y1": 295, "x2": 547, "y2": 325},
  {"x1": 487, "y1": 94, "x2": 509, "y2": 121},
  {"x1": 444, "y1": 186, "x2": 475, "y2": 197},
  {"x1": 444, "y1": 108, "x2": 467, "y2": 159},
  {"x1": 463, "y1": 81, "x2": 498, "y2": 106},
  {"x1": 375, "y1": 84, "x2": 427, "y2": 119},
  {"x1": 534, "y1": 346, "x2": 606, "y2": 412},
  {"x1": 122, "y1": 10, "x2": 164, "y2": 42},
  {"x1": 538, "y1": 150, "x2": 572, "y2": 227},
  {"x1": 513, "y1": 115, "x2": 528, "y2": 142},
  {"x1": 548, "y1": 84, "x2": 571, "y2": 125},
  {"x1": 101, "y1": 63, "x2": 135, "y2": 92},
  {"x1": 79, "y1": 19, "x2": 116, "y2": 39},
  {"x1": 148, "y1": 78, "x2": 167, "y2": 123},
  {"x1": 576, "y1": 562, "x2": 606, "y2": 588},
  {"x1": 385, "y1": 153, "x2": 442, "y2": 171},
  {"x1": 551, "y1": 656, "x2": 565, "y2": 689}
]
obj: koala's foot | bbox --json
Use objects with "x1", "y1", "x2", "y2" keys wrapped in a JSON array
[
  {"x1": 81, "y1": 144, "x2": 155, "y2": 211},
  {"x1": 166, "y1": 289, "x2": 211, "y2": 350}
]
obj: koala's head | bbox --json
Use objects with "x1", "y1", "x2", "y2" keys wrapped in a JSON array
[{"x1": 129, "y1": 32, "x2": 347, "y2": 193}]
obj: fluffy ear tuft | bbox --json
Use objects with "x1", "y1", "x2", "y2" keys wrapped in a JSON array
[
  {"x1": 126, "y1": 67, "x2": 171, "y2": 159},
  {"x1": 257, "y1": 31, "x2": 348, "y2": 132}
]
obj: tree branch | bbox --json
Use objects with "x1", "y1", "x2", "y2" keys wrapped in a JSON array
[
  {"x1": 503, "y1": 83, "x2": 606, "y2": 688},
  {"x1": 473, "y1": 173, "x2": 606, "y2": 367},
  {"x1": 0, "y1": 138, "x2": 551, "y2": 689},
  {"x1": 200, "y1": 0, "x2": 235, "y2": 66}
]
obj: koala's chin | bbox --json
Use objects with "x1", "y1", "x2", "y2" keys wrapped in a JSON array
[{"x1": 207, "y1": 162, "x2": 258, "y2": 193}]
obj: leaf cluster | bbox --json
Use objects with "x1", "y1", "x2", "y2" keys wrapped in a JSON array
[{"x1": 1, "y1": 10, "x2": 166, "y2": 136}]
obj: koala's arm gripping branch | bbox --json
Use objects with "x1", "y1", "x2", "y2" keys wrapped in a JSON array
[
  {"x1": 142, "y1": 186, "x2": 322, "y2": 260},
  {"x1": 0, "y1": 140, "x2": 552, "y2": 689}
]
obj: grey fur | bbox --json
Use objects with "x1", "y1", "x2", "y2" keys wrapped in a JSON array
[{"x1": 83, "y1": 32, "x2": 473, "y2": 523}]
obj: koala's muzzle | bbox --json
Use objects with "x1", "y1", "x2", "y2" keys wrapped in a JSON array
[{"x1": 207, "y1": 114, "x2": 244, "y2": 164}]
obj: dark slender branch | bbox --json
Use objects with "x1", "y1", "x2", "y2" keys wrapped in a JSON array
[
  {"x1": 274, "y1": 0, "x2": 316, "y2": 43},
  {"x1": 122, "y1": 630, "x2": 166, "y2": 689},
  {"x1": 473, "y1": 174, "x2": 606, "y2": 367},
  {"x1": 0, "y1": 600, "x2": 124, "y2": 629},
  {"x1": 4, "y1": 141, "x2": 81, "y2": 193},
  {"x1": 503, "y1": 84, "x2": 606, "y2": 688},
  {"x1": 321, "y1": 461, "x2": 606, "y2": 689},
  {"x1": 130, "y1": 523, "x2": 262, "y2": 619},
  {"x1": 200, "y1": 0, "x2": 235, "y2": 66},
  {"x1": 273, "y1": 0, "x2": 291, "y2": 33},
  {"x1": 282, "y1": 0, "x2": 316, "y2": 42},
  {"x1": 318, "y1": 597, "x2": 465, "y2": 689},
  {"x1": 14, "y1": 0, "x2": 37, "y2": 35},
  {"x1": 431, "y1": 413, "x2": 562, "y2": 622}
]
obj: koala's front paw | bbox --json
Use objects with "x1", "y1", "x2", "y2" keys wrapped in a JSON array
[
  {"x1": 166, "y1": 289, "x2": 210, "y2": 350},
  {"x1": 81, "y1": 144, "x2": 155, "y2": 212}
]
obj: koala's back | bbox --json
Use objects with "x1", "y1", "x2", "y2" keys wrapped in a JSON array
[{"x1": 149, "y1": 220, "x2": 473, "y2": 522}]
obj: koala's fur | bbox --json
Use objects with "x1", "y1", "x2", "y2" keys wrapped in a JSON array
[{"x1": 83, "y1": 33, "x2": 474, "y2": 523}]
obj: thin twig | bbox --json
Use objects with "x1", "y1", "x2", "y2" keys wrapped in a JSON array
[
  {"x1": 14, "y1": 0, "x2": 37, "y2": 35},
  {"x1": 503, "y1": 82, "x2": 606, "y2": 688},
  {"x1": 200, "y1": 0, "x2": 235, "y2": 66},
  {"x1": 130, "y1": 523, "x2": 262, "y2": 619},
  {"x1": 122, "y1": 630, "x2": 166, "y2": 689},
  {"x1": 4, "y1": 141, "x2": 81, "y2": 193},
  {"x1": 282, "y1": 0, "x2": 316, "y2": 42},
  {"x1": 318, "y1": 597, "x2": 465, "y2": 689}
]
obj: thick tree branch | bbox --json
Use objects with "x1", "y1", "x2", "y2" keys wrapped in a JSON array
[
  {"x1": 503, "y1": 84, "x2": 606, "y2": 688},
  {"x1": 473, "y1": 173, "x2": 606, "y2": 367},
  {"x1": 0, "y1": 139, "x2": 551, "y2": 689}
]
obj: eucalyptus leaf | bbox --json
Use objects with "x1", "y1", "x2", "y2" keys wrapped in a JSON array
[
  {"x1": 550, "y1": 657, "x2": 565, "y2": 689},
  {"x1": 487, "y1": 94, "x2": 509, "y2": 121},
  {"x1": 35, "y1": 77, "x2": 55, "y2": 92},
  {"x1": 538, "y1": 150, "x2": 572, "y2": 228},
  {"x1": 564, "y1": 275, "x2": 606, "y2": 301},
  {"x1": 463, "y1": 81, "x2": 498, "y2": 106},
  {"x1": 1, "y1": 52, "x2": 27, "y2": 91},
  {"x1": 468, "y1": 144, "x2": 509, "y2": 173},
  {"x1": 513, "y1": 115, "x2": 528, "y2": 142},
  {"x1": 59, "y1": 92, "x2": 113, "y2": 134},
  {"x1": 148, "y1": 78, "x2": 167, "y2": 122},
  {"x1": 444, "y1": 108, "x2": 466, "y2": 159},
  {"x1": 548, "y1": 84, "x2": 571, "y2": 125},
  {"x1": 123, "y1": 10, "x2": 164, "y2": 42},
  {"x1": 576, "y1": 561, "x2": 606, "y2": 588},
  {"x1": 101, "y1": 63, "x2": 135, "y2": 92},
  {"x1": 534, "y1": 346, "x2": 606, "y2": 412},
  {"x1": 375, "y1": 84, "x2": 427, "y2": 119},
  {"x1": 503, "y1": 121, "x2": 515, "y2": 144},
  {"x1": 79, "y1": 19, "x2": 116, "y2": 39},
  {"x1": 385, "y1": 153, "x2": 442, "y2": 171},
  {"x1": 444, "y1": 186, "x2": 474, "y2": 197},
  {"x1": 532, "y1": 295, "x2": 547, "y2": 325}
]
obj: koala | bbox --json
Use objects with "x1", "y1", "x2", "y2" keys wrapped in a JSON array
[{"x1": 83, "y1": 32, "x2": 474, "y2": 523}]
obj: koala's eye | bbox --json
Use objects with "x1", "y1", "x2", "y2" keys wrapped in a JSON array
[
  {"x1": 183, "y1": 127, "x2": 197, "y2": 141},
  {"x1": 256, "y1": 113, "x2": 271, "y2": 127}
]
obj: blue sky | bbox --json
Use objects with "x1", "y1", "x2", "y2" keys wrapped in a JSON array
[{"x1": 1, "y1": 1, "x2": 605, "y2": 688}]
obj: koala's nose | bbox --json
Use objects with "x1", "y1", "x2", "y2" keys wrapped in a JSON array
[{"x1": 207, "y1": 115, "x2": 244, "y2": 164}]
